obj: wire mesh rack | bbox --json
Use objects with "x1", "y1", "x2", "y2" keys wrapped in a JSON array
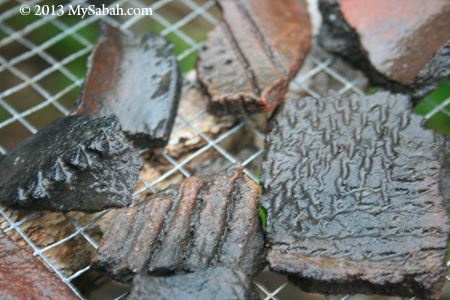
[{"x1": 0, "y1": 0, "x2": 449, "y2": 299}]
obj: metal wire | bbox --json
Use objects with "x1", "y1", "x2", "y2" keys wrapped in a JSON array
[{"x1": 0, "y1": 1, "x2": 449, "y2": 299}]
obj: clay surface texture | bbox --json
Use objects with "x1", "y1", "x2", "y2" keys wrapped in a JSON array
[
  {"x1": 77, "y1": 24, "x2": 181, "y2": 148},
  {"x1": 197, "y1": 0, "x2": 311, "y2": 115},
  {"x1": 441, "y1": 141, "x2": 450, "y2": 212},
  {"x1": 0, "y1": 115, "x2": 142, "y2": 212},
  {"x1": 94, "y1": 166, "x2": 265, "y2": 282},
  {"x1": 0, "y1": 230, "x2": 77, "y2": 300},
  {"x1": 127, "y1": 267, "x2": 259, "y2": 300},
  {"x1": 261, "y1": 92, "x2": 449, "y2": 298},
  {"x1": 319, "y1": 0, "x2": 450, "y2": 101},
  {"x1": 164, "y1": 84, "x2": 237, "y2": 158}
]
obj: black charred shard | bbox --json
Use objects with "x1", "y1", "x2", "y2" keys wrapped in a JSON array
[
  {"x1": 0, "y1": 115, "x2": 142, "y2": 212},
  {"x1": 261, "y1": 92, "x2": 449, "y2": 299},
  {"x1": 127, "y1": 267, "x2": 259, "y2": 300}
]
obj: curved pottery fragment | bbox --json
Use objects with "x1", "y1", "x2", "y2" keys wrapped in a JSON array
[
  {"x1": 94, "y1": 166, "x2": 265, "y2": 282},
  {"x1": 77, "y1": 24, "x2": 182, "y2": 148},
  {"x1": 197, "y1": 0, "x2": 311, "y2": 115}
]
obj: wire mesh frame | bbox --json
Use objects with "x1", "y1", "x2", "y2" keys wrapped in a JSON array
[{"x1": 0, "y1": 0, "x2": 449, "y2": 299}]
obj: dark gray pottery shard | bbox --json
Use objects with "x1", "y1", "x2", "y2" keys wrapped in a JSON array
[
  {"x1": 442, "y1": 141, "x2": 450, "y2": 213},
  {"x1": 94, "y1": 166, "x2": 265, "y2": 282},
  {"x1": 0, "y1": 115, "x2": 142, "y2": 212},
  {"x1": 261, "y1": 92, "x2": 449, "y2": 299},
  {"x1": 318, "y1": 0, "x2": 450, "y2": 102},
  {"x1": 127, "y1": 267, "x2": 259, "y2": 300},
  {"x1": 76, "y1": 24, "x2": 182, "y2": 148}
]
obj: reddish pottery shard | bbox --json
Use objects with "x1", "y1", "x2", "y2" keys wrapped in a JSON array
[
  {"x1": 197, "y1": 0, "x2": 311, "y2": 115},
  {"x1": 0, "y1": 230, "x2": 78, "y2": 299},
  {"x1": 76, "y1": 24, "x2": 182, "y2": 148},
  {"x1": 319, "y1": 0, "x2": 450, "y2": 101},
  {"x1": 261, "y1": 92, "x2": 449, "y2": 299}
]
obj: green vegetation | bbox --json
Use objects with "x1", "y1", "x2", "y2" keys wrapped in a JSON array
[
  {"x1": 368, "y1": 76, "x2": 450, "y2": 137},
  {"x1": 367, "y1": 86, "x2": 379, "y2": 95},
  {"x1": 258, "y1": 206, "x2": 267, "y2": 231},
  {"x1": 252, "y1": 171, "x2": 266, "y2": 230},
  {"x1": 414, "y1": 76, "x2": 450, "y2": 137}
]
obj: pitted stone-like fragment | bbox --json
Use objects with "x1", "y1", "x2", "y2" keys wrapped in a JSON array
[
  {"x1": 94, "y1": 166, "x2": 265, "y2": 282},
  {"x1": 0, "y1": 230, "x2": 77, "y2": 299},
  {"x1": 0, "y1": 115, "x2": 142, "y2": 212},
  {"x1": 261, "y1": 92, "x2": 449, "y2": 299},
  {"x1": 318, "y1": 0, "x2": 450, "y2": 101},
  {"x1": 197, "y1": 0, "x2": 311, "y2": 115},
  {"x1": 76, "y1": 24, "x2": 181, "y2": 148}
]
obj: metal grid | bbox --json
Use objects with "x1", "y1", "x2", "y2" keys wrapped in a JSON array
[{"x1": 0, "y1": 1, "x2": 449, "y2": 299}]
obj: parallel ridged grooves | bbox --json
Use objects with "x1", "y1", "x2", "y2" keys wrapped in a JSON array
[
  {"x1": 235, "y1": 0, "x2": 286, "y2": 76},
  {"x1": 184, "y1": 167, "x2": 240, "y2": 270},
  {"x1": 150, "y1": 178, "x2": 204, "y2": 271},
  {"x1": 197, "y1": 0, "x2": 311, "y2": 115},
  {"x1": 94, "y1": 166, "x2": 265, "y2": 282},
  {"x1": 220, "y1": 22, "x2": 261, "y2": 97}
]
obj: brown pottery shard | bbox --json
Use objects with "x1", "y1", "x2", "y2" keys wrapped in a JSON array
[
  {"x1": 319, "y1": 0, "x2": 450, "y2": 101},
  {"x1": 197, "y1": 0, "x2": 311, "y2": 115},
  {"x1": 0, "y1": 230, "x2": 78, "y2": 299},
  {"x1": 94, "y1": 166, "x2": 265, "y2": 282},
  {"x1": 77, "y1": 24, "x2": 182, "y2": 148}
]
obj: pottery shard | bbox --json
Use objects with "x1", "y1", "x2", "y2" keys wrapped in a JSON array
[
  {"x1": 0, "y1": 230, "x2": 77, "y2": 299},
  {"x1": 94, "y1": 166, "x2": 265, "y2": 282},
  {"x1": 260, "y1": 92, "x2": 449, "y2": 299},
  {"x1": 442, "y1": 141, "x2": 450, "y2": 212},
  {"x1": 127, "y1": 267, "x2": 259, "y2": 300},
  {"x1": 197, "y1": 0, "x2": 311, "y2": 115},
  {"x1": 76, "y1": 24, "x2": 182, "y2": 148},
  {"x1": 0, "y1": 115, "x2": 142, "y2": 212},
  {"x1": 319, "y1": 0, "x2": 450, "y2": 101},
  {"x1": 164, "y1": 84, "x2": 237, "y2": 158}
]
